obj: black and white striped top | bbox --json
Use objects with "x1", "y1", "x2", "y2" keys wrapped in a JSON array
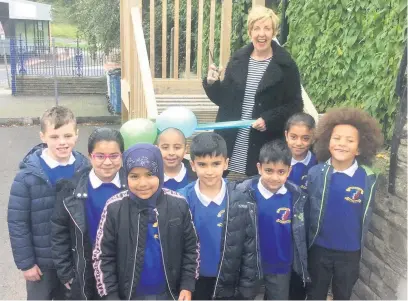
[{"x1": 229, "y1": 57, "x2": 271, "y2": 174}]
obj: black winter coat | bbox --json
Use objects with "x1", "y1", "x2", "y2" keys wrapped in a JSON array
[
  {"x1": 203, "y1": 40, "x2": 303, "y2": 176},
  {"x1": 178, "y1": 181, "x2": 261, "y2": 300},
  {"x1": 51, "y1": 167, "x2": 128, "y2": 300},
  {"x1": 8, "y1": 143, "x2": 89, "y2": 271},
  {"x1": 92, "y1": 189, "x2": 199, "y2": 300}
]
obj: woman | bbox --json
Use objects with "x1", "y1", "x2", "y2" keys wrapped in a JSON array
[
  {"x1": 203, "y1": 5, "x2": 303, "y2": 177},
  {"x1": 51, "y1": 128, "x2": 126, "y2": 299}
]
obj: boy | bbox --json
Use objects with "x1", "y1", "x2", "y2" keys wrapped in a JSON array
[
  {"x1": 156, "y1": 128, "x2": 196, "y2": 190},
  {"x1": 236, "y1": 140, "x2": 310, "y2": 300},
  {"x1": 306, "y1": 108, "x2": 383, "y2": 300},
  {"x1": 178, "y1": 132, "x2": 259, "y2": 300},
  {"x1": 8, "y1": 106, "x2": 89, "y2": 300}
]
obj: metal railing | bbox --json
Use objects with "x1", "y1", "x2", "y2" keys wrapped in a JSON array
[{"x1": 8, "y1": 36, "x2": 120, "y2": 78}]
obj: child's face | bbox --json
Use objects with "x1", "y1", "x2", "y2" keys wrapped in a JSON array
[
  {"x1": 257, "y1": 161, "x2": 291, "y2": 193},
  {"x1": 127, "y1": 167, "x2": 160, "y2": 199},
  {"x1": 157, "y1": 129, "x2": 186, "y2": 170},
  {"x1": 285, "y1": 124, "x2": 314, "y2": 160},
  {"x1": 90, "y1": 141, "x2": 122, "y2": 182},
  {"x1": 190, "y1": 155, "x2": 229, "y2": 188},
  {"x1": 329, "y1": 124, "x2": 360, "y2": 167},
  {"x1": 40, "y1": 122, "x2": 78, "y2": 163}
]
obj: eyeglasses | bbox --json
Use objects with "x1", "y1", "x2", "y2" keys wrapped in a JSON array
[{"x1": 91, "y1": 153, "x2": 122, "y2": 163}]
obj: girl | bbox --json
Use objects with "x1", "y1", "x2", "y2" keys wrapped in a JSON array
[
  {"x1": 51, "y1": 128, "x2": 126, "y2": 300},
  {"x1": 92, "y1": 144, "x2": 199, "y2": 300},
  {"x1": 306, "y1": 108, "x2": 383, "y2": 300},
  {"x1": 285, "y1": 112, "x2": 317, "y2": 191}
]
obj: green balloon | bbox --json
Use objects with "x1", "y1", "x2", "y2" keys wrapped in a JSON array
[{"x1": 120, "y1": 118, "x2": 158, "y2": 150}]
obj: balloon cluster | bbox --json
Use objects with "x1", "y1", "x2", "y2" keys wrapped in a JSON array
[{"x1": 120, "y1": 106, "x2": 197, "y2": 150}]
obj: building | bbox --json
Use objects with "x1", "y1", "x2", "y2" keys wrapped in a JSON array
[{"x1": 0, "y1": 0, "x2": 52, "y2": 52}]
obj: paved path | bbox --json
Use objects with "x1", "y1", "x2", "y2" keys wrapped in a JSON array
[{"x1": 0, "y1": 124, "x2": 118, "y2": 299}]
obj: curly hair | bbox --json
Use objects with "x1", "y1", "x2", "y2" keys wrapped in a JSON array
[{"x1": 314, "y1": 108, "x2": 384, "y2": 166}]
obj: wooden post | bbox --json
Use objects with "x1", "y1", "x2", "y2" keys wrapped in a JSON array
[
  {"x1": 149, "y1": 0, "x2": 155, "y2": 77},
  {"x1": 173, "y1": 0, "x2": 179, "y2": 78},
  {"x1": 197, "y1": 0, "x2": 204, "y2": 78},
  {"x1": 219, "y1": 0, "x2": 232, "y2": 72},
  {"x1": 161, "y1": 0, "x2": 167, "y2": 78},
  {"x1": 208, "y1": 0, "x2": 216, "y2": 66},
  {"x1": 185, "y1": 0, "x2": 192, "y2": 78}
]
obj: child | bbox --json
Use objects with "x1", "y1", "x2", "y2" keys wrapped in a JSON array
[
  {"x1": 156, "y1": 127, "x2": 197, "y2": 190},
  {"x1": 178, "y1": 132, "x2": 259, "y2": 300},
  {"x1": 236, "y1": 140, "x2": 310, "y2": 300},
  {"x1": 92, "y1": 143, "x2": 199, "y2": 300},
  {"x1": 51, "y1": 128, "x2": 126, "y2": 299},
  {"x1": 285, "y1": 112, "x2": 317, "y2": 191},
  {"x1": 7, "y1": 106, "x2": 89, "y2": 300},
  {"x1": 306, "y1": 108, "x2": 383, "y2": 300}
]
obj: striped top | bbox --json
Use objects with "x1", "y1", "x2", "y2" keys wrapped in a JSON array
[{"x1": 229, "y1": 57, "x2": 271, "y2": 174}]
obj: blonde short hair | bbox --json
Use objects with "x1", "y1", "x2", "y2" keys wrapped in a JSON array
[{"x1": 247, "y1": 5, "x2": 279, "y2": 38}]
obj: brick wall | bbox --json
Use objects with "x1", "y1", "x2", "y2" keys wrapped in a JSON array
[
  {"x1": 352, "y1": 124, "x2": 407, "y2": 300},
  {"x1": 15, "y1": 76, "x2": 107, "y2": 96}
]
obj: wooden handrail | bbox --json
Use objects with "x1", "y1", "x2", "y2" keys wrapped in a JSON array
[{"x1": 131, "y1": 6, "x2": 158, "y2": 119}]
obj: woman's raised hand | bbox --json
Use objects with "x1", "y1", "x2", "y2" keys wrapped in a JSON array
[{"x1": 207, "y1": 64, "x2": 222, "y2": 85}]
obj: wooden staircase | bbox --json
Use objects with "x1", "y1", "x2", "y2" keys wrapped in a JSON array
[{"x1": 120, "y1": 0, "x2": 318, "y2": 128}]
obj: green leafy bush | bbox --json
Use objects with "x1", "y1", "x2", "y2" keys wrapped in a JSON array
[{"x1": 286, "y1": 0, "x2": 407, "y2": 140}]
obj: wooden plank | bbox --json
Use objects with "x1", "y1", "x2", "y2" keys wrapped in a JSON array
[
  {"x1": 197, "y1": 0, "x2": 204, "y2": 78},
  {"x1": 185, "y1": 0, "x2": 192, "y2": 78},
  {"x1": 161, "y1": 0, "x2": 167, "y2": 78},
  {"x1": 208, "y1": 0, "x2": 216, "y2": 66},
  {"x1": 150, "y1": 0, "x2": 155, "y2": 77},
  {"x1": 153, "y1": 78, "x2": 205, "y2": 94},
  {"x1": 219, "y1": 0, "x2": 232, "y2": 73},
  {"x1": 252, "y1": 0, "x2": 265, "y2": 7},
  {"x1": 131, "y1": 6, "x2": 158, "y2": 118},
  {"x1": 173, "y1": 0, "x2": 179, "y2": 78}
]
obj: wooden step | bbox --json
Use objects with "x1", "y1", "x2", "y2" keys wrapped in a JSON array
[{"x1": 156, "y1": 94, "x2": 218, "y2": 124}]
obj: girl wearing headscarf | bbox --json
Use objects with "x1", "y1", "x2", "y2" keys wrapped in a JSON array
[{"x1": 92, "y1": 144, "x2": 199, "y2": 300}]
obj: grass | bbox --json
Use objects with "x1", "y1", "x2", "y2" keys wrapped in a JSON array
[{"x1": 51, "y1": 23, "x2": 78, "y2": 39}]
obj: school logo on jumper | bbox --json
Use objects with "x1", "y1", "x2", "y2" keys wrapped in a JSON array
[
  {"x1": 301, "y1": 175, "x2": 308, "y2": 190},
  {"x1": 217, "y1": 209, "x2": 225, "y2": 227},
  {"x1": 276, "y1": 207, "x2": 291, "y2": 224},
  {"x1": 153, "y1": 221, "x2": 159, "y2": 239},
  {"x1": 345, "y1": 186, "x2": 364, "y2": 204}
]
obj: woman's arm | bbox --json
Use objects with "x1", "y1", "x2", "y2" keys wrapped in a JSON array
[{"x1": 202, "y1": 61, "x2": 233, "y2": 107}]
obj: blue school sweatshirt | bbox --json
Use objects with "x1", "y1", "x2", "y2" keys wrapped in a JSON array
[
  {"x1": 254, "y1": 180, "x2": 293, "y2": 274},
  {"x1": 86, "y1": 179, "x2": 121, "y2": 245},
  {"x1": 288, "y1": 151, "x2": 317, "y2": 191},
  {"x1": 185, "y1": 181, "x2": 226, "y2": 277},
  {"x1": 39, "y1": 157, "x2": 75, "y2": 186},
  {"x1": 136, "y1": 221, "x2": 166, "y2": 296},
  {"x1": 314, "y1": 166, "x2": 366, "y2": 251}
]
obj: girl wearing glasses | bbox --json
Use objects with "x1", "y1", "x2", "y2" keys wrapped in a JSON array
[{"x1": 51, "y1": 128, "x2": 126, "y2": 300}]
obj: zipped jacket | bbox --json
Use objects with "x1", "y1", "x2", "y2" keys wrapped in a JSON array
[
  {"x1": 306, "y1": 162, "x2": 378, "y2": 252},
  {"x1": 236, "y1": 177, "x2": 311, "y2": 285},
  {"x1": 51, "y1": 167, "x2": 127, "y2": 299},
  {"x1": 92, "y1": 189, "x2": 200, "y2": 300},
  {"x1": 178, "y1": 181, "x2": 260, "y2": 299}
]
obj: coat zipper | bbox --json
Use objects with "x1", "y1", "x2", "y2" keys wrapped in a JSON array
[
  {"x1": 212, "y1": 189, "x2": 230, "y2": 299},
  {"x1": 154, "y1": 209, "x2": 176, "y2": 300},
  {"x1": 293, "y1": 194, "x2": 306, "y2": 285},
  {"x1": 247, "y1": 202, "x2": 261, "y2": 279},
  {"x1": 128, "y1": 214, "x2": 141, "y2": 300},
  {"x1": 63, "y1": 201, "x2": 88, "y2": 300},
  {"x1": 360, "y1": 177, "x2": 377, "y2": 256},
  {"x1": 309, "y1": 167, "x2": 331, "y2": 247}
]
